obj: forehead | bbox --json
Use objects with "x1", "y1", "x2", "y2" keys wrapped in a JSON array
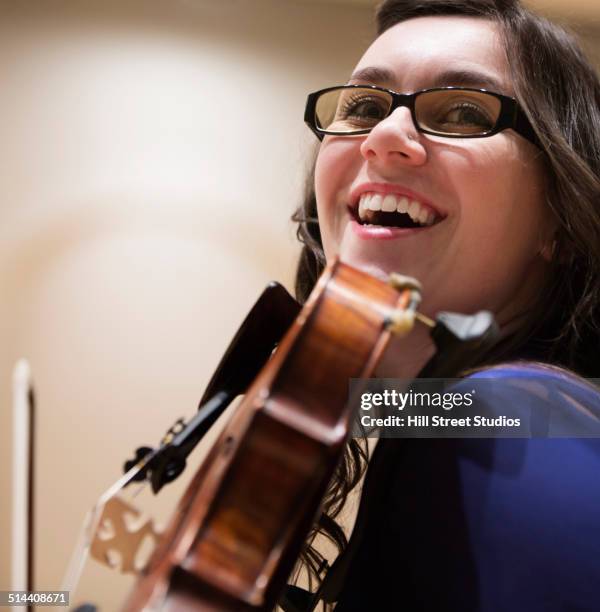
[{"x1": 353, "y1": 16, "x2": 510, "y2": 94}]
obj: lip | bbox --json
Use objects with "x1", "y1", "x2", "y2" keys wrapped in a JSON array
[
  {"x1": 349, "y1": 182, "x2": 444, "y2": 218},
  {"x1": 349, "y1": 218, "x2": 430, "y2": 240}
]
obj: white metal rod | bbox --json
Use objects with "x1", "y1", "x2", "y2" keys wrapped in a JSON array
[{"x1": 12, "y1": 359, "x2": 31, "y2": 604}]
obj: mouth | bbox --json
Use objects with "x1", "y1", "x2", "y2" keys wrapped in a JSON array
[{"x1": 350, "y1": 192, "x2": 443, "y2": 230}]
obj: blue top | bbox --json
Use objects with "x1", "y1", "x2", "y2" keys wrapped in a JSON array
[{"x1": 335, "y1": 363, "x2": 600, "y2": 612}]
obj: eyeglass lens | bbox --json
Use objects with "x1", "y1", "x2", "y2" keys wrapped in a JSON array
[{"x1": 315, "y1": 87, "x2": 502, "y2": 136}]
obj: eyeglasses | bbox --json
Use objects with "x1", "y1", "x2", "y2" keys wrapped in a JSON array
[{"x1": 304, "y1": 85, "x2": 539, "y2": 147}]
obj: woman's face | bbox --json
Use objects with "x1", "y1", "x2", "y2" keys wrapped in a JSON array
[{"x1": 315, "y1": 16, "x2": 552, "y2": 324}]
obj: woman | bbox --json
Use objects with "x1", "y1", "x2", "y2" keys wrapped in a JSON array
[{"x1": 290, "y1": 0, "x2": 600, "y2": 610}]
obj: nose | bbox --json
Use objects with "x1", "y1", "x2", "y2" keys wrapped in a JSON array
[{"x1": 359, "y1": 106, "x2": 427, "y2": 167}]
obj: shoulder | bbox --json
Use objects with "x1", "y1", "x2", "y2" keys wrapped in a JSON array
[
  {"x1": 451, "y1": 360, "x2": 600, "y2": 428},
  {"x1": 438, "y1": 363, "x2": 600, "y2": 609}
]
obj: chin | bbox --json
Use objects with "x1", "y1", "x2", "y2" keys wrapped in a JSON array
[
  {"x1": 333, "y1": 253, "x2": 393, "y2": 284},
  {"x1": 337, "y1": 248, "x2": 424, "y2": 285}
]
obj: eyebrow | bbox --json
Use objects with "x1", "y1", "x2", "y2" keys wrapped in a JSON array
[
  {"x1": 348, "y1": 66, "x2": 508, "y2": 94},
  {"x1": 348, "y1": 66, "x2": 395, "y2": 85},
  {"x1": 429, "y1": 68, "x2": 507, "y2": 93}
]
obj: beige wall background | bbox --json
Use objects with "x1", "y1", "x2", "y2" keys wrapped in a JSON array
[
  {"x1": 0, "y1": 0, "x2": 375, "y2": 606},
  {"x1": 0, "y1": 0, "x2": 598, "y2": 608}
]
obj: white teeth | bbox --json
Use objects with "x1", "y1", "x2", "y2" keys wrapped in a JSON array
[
  {"x1": 407, "y1": 200, "x2": 420, "y2": 221},
  {"x1": 382, "y1": 194, "x2": 397, "y2": 212},
  {"x1": 368, "y1": 194, "x2": 382, "y2": 211},
  {"x1": 357, "y1": 192, "x2": 438, "y2": 226},
  {"x1": 358, "y1": 196, "x2": 368, "y2": 218},
  {"x1": 418, "y1": 207, "x2": 429, "y2": 225},
  {"x1": 397, "y1": 197, "x2": 409, "y2": 213}
]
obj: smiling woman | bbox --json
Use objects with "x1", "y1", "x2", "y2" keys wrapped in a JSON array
[
  {"x1": 290, "y1": 0, "x2": 600, "y2": 610},
  {"x1": 313, "y1": 14, "x2": 553, "y2": 378}
]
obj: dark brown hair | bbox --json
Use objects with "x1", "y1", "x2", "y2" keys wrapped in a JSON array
[{"x1": 294, "y1": 0, "x2": 600, "y2": 593}]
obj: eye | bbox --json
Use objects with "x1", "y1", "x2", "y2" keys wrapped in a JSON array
[
  {"x1": 343, "y1": 95, "x2": 387, "y2": 119},
  {"x1": 416, "y1": 90, "x2": 502, "y2": 136},
  {"x1": 438, "y1": 102, "x2": 494, "y2": 130},
  {"x1": 335, "y1": 93, "x2": 389, "y2": 127}
]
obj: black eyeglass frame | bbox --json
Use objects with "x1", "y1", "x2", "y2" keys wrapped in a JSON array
[{"x1": 304, "y1": 84, "x2": 540, "y2": 147}]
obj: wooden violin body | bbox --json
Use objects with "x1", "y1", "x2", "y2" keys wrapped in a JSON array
[{"x1": 123, "y1": 260, "x2": 409, "y2": 611}]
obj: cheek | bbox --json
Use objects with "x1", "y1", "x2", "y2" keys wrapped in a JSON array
[
  {"x1": 446, "y1": 145, "x2": 548, "y2": 295},
  {"x1": 314, "y1": 147, "x2": 335, "y2": 214},
  {"x1": 315, "y1": 140, "x2": 358, "y2": 205},
  {"x1": 314, "y1": 140, "x2": 362, "y2": 254}
]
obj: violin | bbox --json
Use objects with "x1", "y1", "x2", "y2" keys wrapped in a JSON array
[{"x1": 78, "y1": 259, "x2": 497, "y2": 611}]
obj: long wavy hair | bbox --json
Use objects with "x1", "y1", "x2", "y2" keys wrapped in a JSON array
[{"x1": 294, "y1": 0, "x2": 600, "y2": 596}]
